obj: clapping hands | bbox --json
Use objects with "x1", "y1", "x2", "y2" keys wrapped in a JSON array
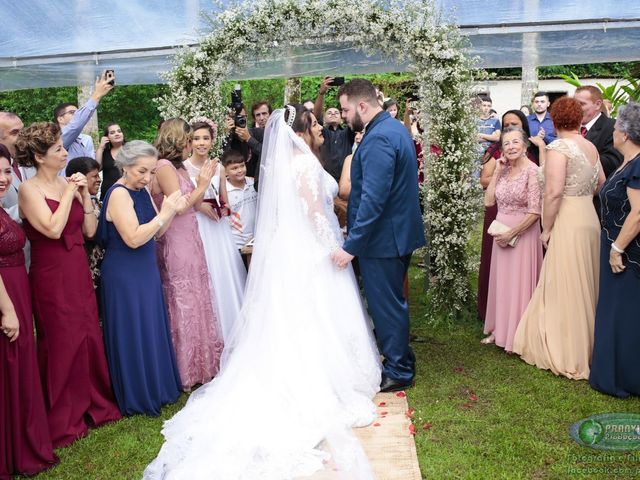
[
  {"x1": 67, "y1": 172, "x2": 88, "y2": 196},
  {"x1": 161, "y1": 190, "x2": 190, "y2": 216},
  {"x1": 196, "y1": 159, "x2": 216, "y2": 189}
]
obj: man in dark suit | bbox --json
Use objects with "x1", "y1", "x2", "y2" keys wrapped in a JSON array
[
  {"x1": 574, "y1": 86, "x2": 623, "y2": 178},
  {"x1": 331, "y1": 79, "x2": 426, "y2": 393}
]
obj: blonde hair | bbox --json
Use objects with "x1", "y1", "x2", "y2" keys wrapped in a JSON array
[{"x1": 153, "y1": 118, "x2": 191, "y2": 167}]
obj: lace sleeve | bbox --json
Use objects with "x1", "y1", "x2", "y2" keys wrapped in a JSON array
[
  {"x1": 527, "y1": 164, "x2": 542, "y2": 215},
  {"x1": 293, "y1": 155, "x2": 340, "y2": 252}
]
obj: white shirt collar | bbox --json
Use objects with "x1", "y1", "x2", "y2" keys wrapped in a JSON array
[{"x1": 584, "y1": 113, "x2": 602, "y2": 131}]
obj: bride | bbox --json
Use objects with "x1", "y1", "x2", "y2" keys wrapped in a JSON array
[{"x1": 144, "y1": 105, "x2": 382, "y2": 479}]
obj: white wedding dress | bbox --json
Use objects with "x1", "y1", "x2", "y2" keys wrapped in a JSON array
[
  {"x1": 144, "y1": 110, "x2": 381, "y2": 479},
  {"x1": 184, "y1": 159, "x2": 246, "y2": 342}
]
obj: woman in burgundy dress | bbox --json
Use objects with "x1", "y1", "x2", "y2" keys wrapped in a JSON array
[
  {"x1": 0, "y1": 145, "x2": 58, "y2": 478},
  {"x1": 15, "y1": 123, "x2": 121, "y2": 448}
]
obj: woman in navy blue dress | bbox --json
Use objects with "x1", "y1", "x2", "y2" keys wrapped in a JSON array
[
  {"x1": 589, "y1": 102, "x2": 640, "y2": 398},
  {"x1": 98, "y1": 141, "x2": 188, "y2": 415}
]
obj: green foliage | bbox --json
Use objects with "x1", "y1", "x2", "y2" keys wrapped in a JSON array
[
  {"x1": 558, "y1": 72, "x2": 640, "y2": 117},
  {"x1": 96, "y1": 84, "x2": 169, "y2": 143},
  {"x1": 0, "y1": 87, "x2": 77, "y2": 125},
  {"x1": 0, "y1": 84, "x2": 168, "y2": 144},
  {"x1": 488, "y1": 62, "x2": 638, "y2": 80}
]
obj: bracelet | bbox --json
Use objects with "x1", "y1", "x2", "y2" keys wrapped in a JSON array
[
  {"x1": 155, "y1": 216, "x2": 164, "y2": 228},
  {"x1": 611, "y1": 242, "x2": 624, "y2": 254}
]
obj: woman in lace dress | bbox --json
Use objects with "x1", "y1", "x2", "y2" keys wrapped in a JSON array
[
  {"x1": 184, "y1": 121, "x2": 246, "y2": 342},
  {"x1": 151, "y1": 119, "x2": 224, "y2": 391},
  {"x1": 483, "y1": 127, "x2": 543, "y2": 352},
  {"x1": 145, "y1": 105, "x2": 381, "y2": 479},
  {"x1": 513, "y1": 97, "x2": 605, "y2": 379}
]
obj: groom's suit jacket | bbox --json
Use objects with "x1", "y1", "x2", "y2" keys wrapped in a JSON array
[
  {"x1": 343, "y1": 111, "x2": 426, "y2": 258},
  {"x1": 586, "y1": 114, "x2": 622, "y2": 178}
]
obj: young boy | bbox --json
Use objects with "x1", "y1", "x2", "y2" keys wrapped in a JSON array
[{"x1": 222, "y1": 149, "x2": 257, "y2": 258}]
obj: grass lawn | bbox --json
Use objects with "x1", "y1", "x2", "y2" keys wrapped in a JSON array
[{"x1": 33, "y1": 264, "x2": 640, "y2": 479}]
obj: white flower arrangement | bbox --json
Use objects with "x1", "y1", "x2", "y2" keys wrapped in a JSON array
[{"x1": 158, "y1": 0, "x2": 482, "y2": 323}]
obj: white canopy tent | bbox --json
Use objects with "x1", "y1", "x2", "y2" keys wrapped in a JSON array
[{"x1": 0, "y1": 0, "x2": 639, "y2": 91}]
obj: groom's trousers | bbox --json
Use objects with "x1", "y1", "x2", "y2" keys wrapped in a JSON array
[{"x1": 359, "y1": 254, "x2": 416, "y2": 383}]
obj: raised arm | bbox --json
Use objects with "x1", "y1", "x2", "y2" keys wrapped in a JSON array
[{"x1": 60, "y1": 73, "x2": 113, "y2": 150}]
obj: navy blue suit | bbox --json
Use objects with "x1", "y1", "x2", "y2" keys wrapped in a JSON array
[{"x1": 344, "y1": 111, "x2": 426, "y2": 383}]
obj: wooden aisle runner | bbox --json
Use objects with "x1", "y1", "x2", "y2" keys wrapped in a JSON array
[{"x1": 306, "y1": 392, "x2": 422, "y2": 480}]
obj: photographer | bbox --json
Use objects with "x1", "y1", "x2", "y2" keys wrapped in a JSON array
[
  {"x1": 223, "y1": 85, "x2": 264, "y2": 179},
  {"x1": 313, "y1": 76, "x2": 355, "y2": 182},
  {"x1": 53, "y1": 69, "x2": 115, "y2": 164}
]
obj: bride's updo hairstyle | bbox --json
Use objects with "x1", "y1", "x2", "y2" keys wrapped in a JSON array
[{"x1": 283, "y1": 104, "x2": 314, "y2": 136}]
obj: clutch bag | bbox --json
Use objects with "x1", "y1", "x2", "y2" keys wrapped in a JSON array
[{"x1": 487, "y1": 220, "x2": 519, "y2": 247}]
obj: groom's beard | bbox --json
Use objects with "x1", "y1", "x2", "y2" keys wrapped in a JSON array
[{"x1": 350, "y1": 111, "x2": 365, "y2": 133}]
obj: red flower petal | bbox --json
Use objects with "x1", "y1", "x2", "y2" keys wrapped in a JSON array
[
  {"x1": 395, "y1": 391, "x2": 407, "y2": 398},
  {"x1": 408, "y1": 424, "x2": 416, "y2": 435},
  {"x1": 405, "y1": 408, "x2": 416, "y2": 418},
  {"x1": 378, "y1": 402, "x2": 387, "y2": 407},
  {"x1": 373, "y1": 423, "x2": 381, "y2": 427},
  {"x1": 422, "y1": 421, "x2": 432, "y2": 430},
  {"x1": 468, "y1": 394, "x2": 478, "y2": 402}
]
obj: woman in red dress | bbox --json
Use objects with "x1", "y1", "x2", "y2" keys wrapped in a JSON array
[
  {"x1": 0, "y1": 144, "x2": 58, "y2": 478},
  {"x1": 16, "y1": 123, "x2": 121, "y2": 448}
]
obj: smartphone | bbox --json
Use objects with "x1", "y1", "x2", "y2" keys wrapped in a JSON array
[
  {"x1": 406, "y1": 92, "x2": 419, "y2": 102},
  {"x1": 105, "y1": 69, "x2": 115, "y2": 86},
  {"x1": 328, "y1": 76, "x2": 345, "y2": 87}
]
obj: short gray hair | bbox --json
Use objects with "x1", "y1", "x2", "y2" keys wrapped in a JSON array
[
  {"x1": 114, "y1": 140, "x2": 158, "y2": 173},
  {"x1": 500, "y1": 126, "x2": 530, "y2": 148},
  {"x1": 616, "y1": 102, "x2": 640, "y2": 146}
]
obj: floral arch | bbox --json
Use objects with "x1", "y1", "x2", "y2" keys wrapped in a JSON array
[{"x1": 158, "y1": 0, "x2": 480, "y2": 321}]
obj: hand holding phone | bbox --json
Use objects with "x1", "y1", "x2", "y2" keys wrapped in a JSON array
[{"x1": 328, "y1": 77, "x2": 345, "y2": 87}]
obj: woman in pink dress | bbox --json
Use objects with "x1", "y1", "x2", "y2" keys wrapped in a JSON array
[
  {"x1": 0, "y1": 145, "x2": 58, "y2": 478},
  {"x1": 16, "y1": 122, "x2": 121, "y2": 448},
  {"x1": 482, "y1": 127, "x2": 543, "y2": 352},
  {"x1": 151, "y1": 119, "x2": 224, "y2": 391}
]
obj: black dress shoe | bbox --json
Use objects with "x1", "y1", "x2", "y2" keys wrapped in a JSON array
[{"x1": 380, "y1": 375, "x2": 413, "y2": 393}]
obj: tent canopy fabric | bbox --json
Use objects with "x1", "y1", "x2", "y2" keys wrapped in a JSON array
[{"x1": 1, "y1": 0, "x2": 639, "y2": 91}]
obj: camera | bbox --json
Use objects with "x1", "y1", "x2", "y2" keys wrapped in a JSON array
[
  {"x1": 230, "y1": 84, "x2": 246, "y2": 128},
  {"x1": 327, "y1": 76, "x2": 345, "y2": 87}
]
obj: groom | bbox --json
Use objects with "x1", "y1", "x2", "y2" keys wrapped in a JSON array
[{"x1": 331, "y1": 79, "x2": 426, "y2": 392}]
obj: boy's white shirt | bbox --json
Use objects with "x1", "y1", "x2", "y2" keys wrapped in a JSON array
[{"x1": 226, "y1": 176, "x2": 257, "y2": 248}]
